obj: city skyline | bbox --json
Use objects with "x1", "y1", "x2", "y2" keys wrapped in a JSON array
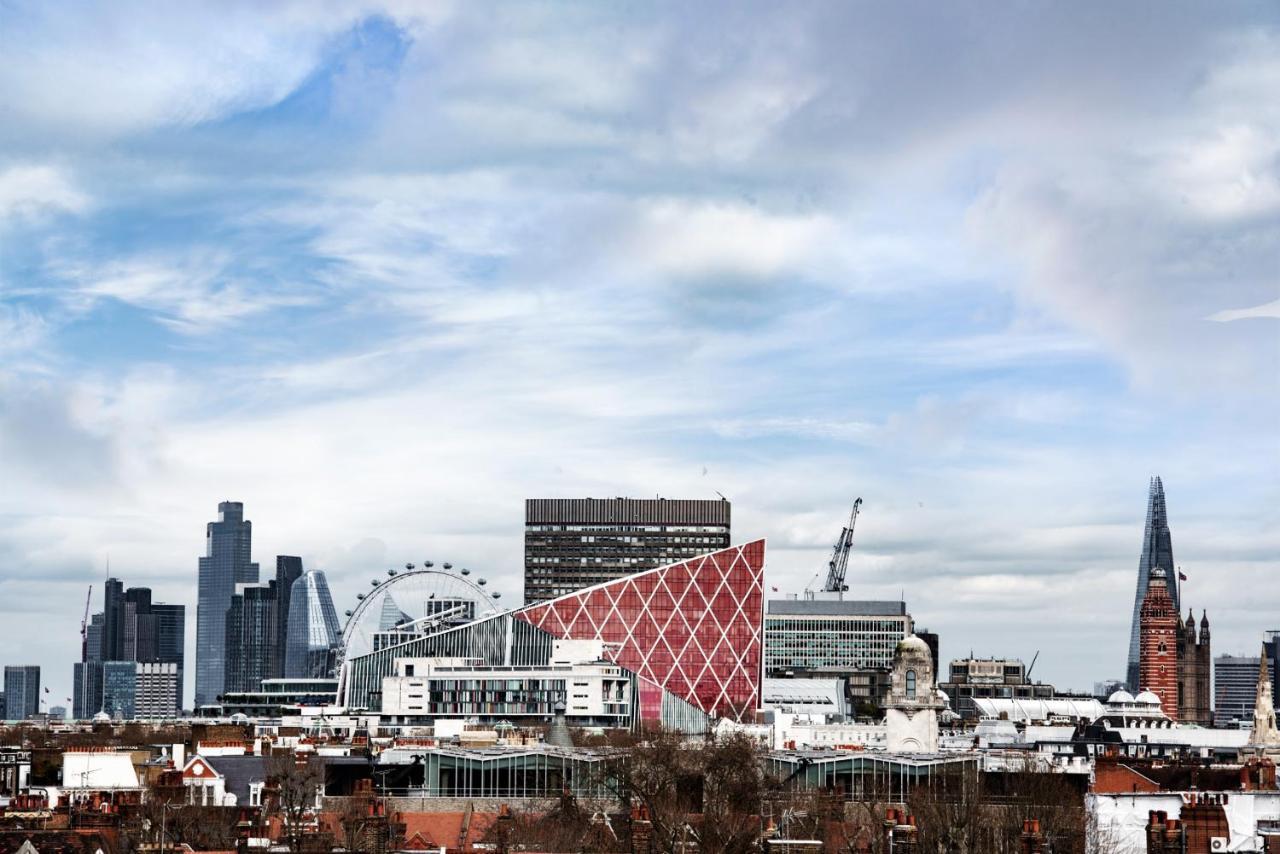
[{"x1": 1, "y1": 3, "x2": 1277, "y2": 709}]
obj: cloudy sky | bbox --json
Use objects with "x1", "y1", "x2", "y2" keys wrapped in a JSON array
[{"x1": 1, "y1": 1, "x2": 1277, "y2": 708}]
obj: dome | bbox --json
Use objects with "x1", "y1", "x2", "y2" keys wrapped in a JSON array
[
  {"x1": 92, "y1": 711, "x2": 111, "y2": 723},
  {"x1": 896, "y1": 635, "x2": 931, "y2": 656},
  {"x1": 1107, "y1": 690, "x2": 1135, "y2": 704},
  {"x1": 1134, "y1": 690, "x2": 1162, "y2": 706}
]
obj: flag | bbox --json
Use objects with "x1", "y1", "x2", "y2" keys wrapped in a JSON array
[
  {"x1": 1178, "y1": 571, "x2": 1187, "y2": 581},
  {"x1": 44, "y1": 687, "x2": 49, "y2": 694},
  {"x1": 770, "y1": 586, "x2": 778, "y2": 592}
]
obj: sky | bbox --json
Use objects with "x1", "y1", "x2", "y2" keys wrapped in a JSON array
[{"x1": 0, "y1": 1, "x2": 1277, "y2": 709}]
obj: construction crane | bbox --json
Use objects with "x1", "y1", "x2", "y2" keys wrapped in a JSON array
[
  {"x1": 822, "y1": 498, "x2": 863, "y2": 594},
  {"x1": 79, "y1": 586, "x2": 92, "y2": 660}
]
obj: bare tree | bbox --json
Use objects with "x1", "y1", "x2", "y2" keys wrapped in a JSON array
[{"x1": 266, "y1": 754, "x2": 325, "y2": 853}]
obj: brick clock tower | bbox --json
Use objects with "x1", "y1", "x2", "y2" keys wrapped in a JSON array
[{"x1": 1139, "y1": 566, "x2": 1180, "y2": 720}]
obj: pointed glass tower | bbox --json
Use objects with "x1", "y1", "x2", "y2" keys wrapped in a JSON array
[
  {"x1": 284, "y1": 570, "x2": 343, "y2": 679},
  {"x1": 1126, "y1": 477, "x2": 1179, "y2": 690}
]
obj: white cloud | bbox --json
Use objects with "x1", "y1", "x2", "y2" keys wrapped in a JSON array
[{"x1": 0, "y1": 164, "x2": 89, "y2": 221}]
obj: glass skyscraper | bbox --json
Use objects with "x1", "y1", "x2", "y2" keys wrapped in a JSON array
[
  {"x1": 3, "y1": 666, "x2": 40, "y2": 720},
  {"x1": 274, "y1": 556, "x2": 304, "y2": 678},
  {"x1": 224, "y1": 583, "x2": 279, "y2": 694},
  {"x1": 285, "y1": 570, "x2": 342, "y2": 679},
  {"x1": 195, "y1": 501, "x2": 259, "y2": 707},
  {"x1": 1126, "y1": 477, "x2": 1179, "y2": 690}
]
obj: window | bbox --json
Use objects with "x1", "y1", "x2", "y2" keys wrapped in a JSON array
[{"x1": 906, "y1": 670, "x2": 917, "y2": 699}]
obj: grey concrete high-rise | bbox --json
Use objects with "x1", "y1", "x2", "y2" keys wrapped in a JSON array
[
  {"x1": 3, "y1": 667, "x2": 40, "y2": 720},
  {"x1": 285, "y1": 570, "x2": 342, "y2": 678},
  {"x1": 524, "y1": 497, "x2": 731, "y2": 603},
  {"x1": 195, "y1": 501, "x2": 259, "y2": 707},
  {"x1": 1126, "y1": 477, "x2": 1179, "y2": 690}
]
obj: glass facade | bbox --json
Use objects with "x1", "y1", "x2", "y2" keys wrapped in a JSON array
[
  {"x1": 102, "y1": 661, "x2": 135, "y2": 719},
  {"x1": 523, "y1": 498, "x2": 731, "y2": 603},
  {"x1": 196, "y1": 501, "x2": 259, "y2": 706},
  {"x1": 516, "y1": 540, "x2": 765, "y2": 721},
  {"x1": 764, "y1": 612, "x2": 911, "y2": 675},
  {"x1": 285, "y1": 570, "x2": 342, "y2": 679},
  {"x1": 274, "y1": 556, "x2": 304, "y2": 677},
  {"x1": 224, "y1": 583, "x2": 278, "y2": 695},
  {"x1": 73, "y1": 661, "x2": 103, "y2": 719},
  {"x1": 3, "y1": 667, "x2": 40, "y2": 720},
  {"x1": 344, "y1": 541, "x2": 764, "y2": 729}
]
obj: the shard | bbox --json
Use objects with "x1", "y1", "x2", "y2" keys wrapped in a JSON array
[{"x1": 1126, "y1": 476, "x2": 1179, "y2": 690}]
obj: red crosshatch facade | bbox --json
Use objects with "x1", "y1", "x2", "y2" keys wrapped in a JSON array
[{"x1": 514, "y1": 540, "x2": 765, "y2": 722}]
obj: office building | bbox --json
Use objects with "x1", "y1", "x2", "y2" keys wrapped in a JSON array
[
  {"x1": 1177, "y1": 610, "x2": 1211, "y2": 726},
  {"x1": 48, "y1": 706, "x2": 67, "y2": 720},
  {"x1": 2, "y1": 667, "x2": 39, "y2": 720},
  {"x1": 214, "y1": 678, "x2": 339, "y2": 717},
  {"x1": 344, "y1": 541, "x2": 765, "y2": 729},
  {"x1": 380, "y1": 640, "x2": 633, "y2": 727},
  {"x1": 135, "y1": 663, "x2": 180, "y2": 719},
  {"x1": 273, "y1": 556, "x2": 304, "y2": 677},
  {"x1": 74, "y1": 578, "x2": 184, "y2": 718},
  {"x1": 72, "y1": 662, "x2": 104, "y2": 721},
  {"x1": 1215, "y1": 654, "x2": 1259, "y2": 727},
  {"x1": 1126, "y1": 477, "x2": 1179, "y2": 689},
  {"x1": 284, "y1": 570, "x2": 342, "y2": 679},
  {"x1": 101, "y1": 577, "x2": 124, "y2": 661},
  {"x1": 224, "y1": 583, "x2": 280, "y2": 695},
  {"x1": 195, "y1": 501, "x2": 259, "y2": 706},
  {"x1": 763, "y1": 598, "x2": 912, "y2": 710},
  {"x1": 523, "y1": 497, "x2": 731, "y2": 603},
  {"x1": 938, "y1": 657, "x2": 1057, "y2": 720},
  {"x1": 1138, "y1": 567, "x2": 1179, "y2": 719},
  {"x1": 102, "y1": 661, "x2": 136, "y2": 719}
]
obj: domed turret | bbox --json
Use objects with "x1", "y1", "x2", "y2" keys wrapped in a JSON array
[
  {"x1": 1108, "y1": 689, "x2": 1135, "y2": 705},
  {"x1": 1134, "y1": 690, "x2": 1162, "y2": 707}
]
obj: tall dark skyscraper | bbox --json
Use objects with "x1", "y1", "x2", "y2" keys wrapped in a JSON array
[
  {"x1": 195, "y1": 501, "x2": 259, "y2": 707},
  {"x1": 1126, "y1": 477, "x2": 1179, "y2": 690},
  {"x1": 102, "y1": 577, "x2": 124, "y2": 661},
  {"x1": 274, "y1": 556, "x2": 304, "y2": 678},
  {"x1": 524, "y1": 497, "x2": 731, "y2": 603},
  {"x1": 224, "y1": 583, "x2": 280, "y2": 694}
]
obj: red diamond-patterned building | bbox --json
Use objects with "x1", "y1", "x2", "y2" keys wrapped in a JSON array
[{"x1": 513, "y1": 540, "x2": 765, "y2": 722}]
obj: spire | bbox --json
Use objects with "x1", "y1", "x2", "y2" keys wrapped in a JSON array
[
  {"x1": 1126, "y1": 476, "x2": 1178, "y2": 690},
  {"x1": 1250, "y1": 642, "x2": 1279, "y2": 747}
]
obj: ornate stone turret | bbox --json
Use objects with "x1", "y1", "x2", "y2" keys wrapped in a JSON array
[
  {"x1": 1250, "y1": 644, "x2": 1280, "y2": 749},
  {"x1": 885, "y1": 634, "x2": 944, "y2": 753}
]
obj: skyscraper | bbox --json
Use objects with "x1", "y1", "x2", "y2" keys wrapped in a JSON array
[
  {"x1": 1126, "y1": 477, "x2": 1179, "y2": 690},
  {"x1": 1138, "y1": 567, "x2": 1179, "y2": 719},
  {"x1": 3, "y1": 667, "x2": 40, "y2": 720},
  {"x1": 153, "y1": 604, "x2": 186, "y2": 712},
  {"x1": 285, "y1": 570, "x2": 342, "y2": 679},
  {"x1": 274, "y1": 556, "x2": 304, "y2": 677},
  {"x1": 524, "y1": 497, "x2": 731, "y2": 603},
  {"x1": 73, "y1": 579, "x2": 184, "y2": 718},
  {"x1": 102, "y1": 577, "x2": 124, "y2": 661},
  {"x1": 224, "y1": 583, "x2": 280, "y2": 695},
  {"x1": 195, "y1": 501, "x2": 259, "y2": 707}
]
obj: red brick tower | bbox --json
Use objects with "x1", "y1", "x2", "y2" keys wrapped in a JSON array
[{"x1": 1140, "y1": 567, "x2": 1180, "y2": 720}]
